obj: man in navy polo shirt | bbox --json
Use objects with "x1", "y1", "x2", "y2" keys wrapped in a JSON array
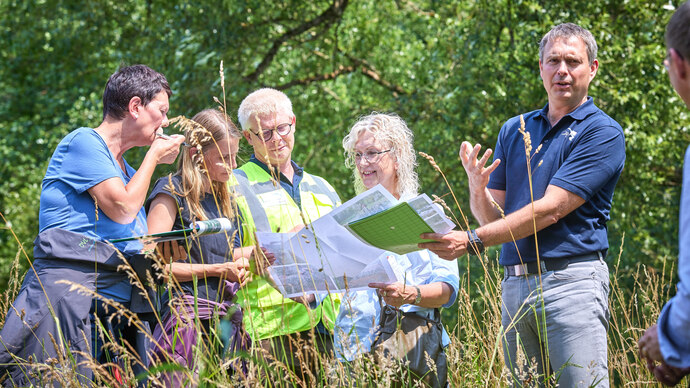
[
  {"x1": 421, "y1": 23, "x2": 625, "y2": 386},
  {"x1": 638, "y1": 2, "x2": 690, "y2": 386}
]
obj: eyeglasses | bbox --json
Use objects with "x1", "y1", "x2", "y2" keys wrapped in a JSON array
[
  {"x1": 250, "y1": 120, "x2": 294, "y2": 142},
  {"x1": 354, "y1": 149, "x2": 391, "y2": 164}
]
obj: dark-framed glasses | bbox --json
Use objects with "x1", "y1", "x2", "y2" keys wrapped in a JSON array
[
  {"x1": 251, "y1": 119, "x2": 294, "y2": 142},
  {"x1": 355, "y1": 149, "x2": 391, "y2": 164}
]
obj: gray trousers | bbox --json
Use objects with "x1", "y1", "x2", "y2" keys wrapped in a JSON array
[{"x1": 501, "y1": 259, "x2": 610, "y2": 387}]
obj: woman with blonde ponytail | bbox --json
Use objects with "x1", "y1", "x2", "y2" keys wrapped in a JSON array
[{"x1": 146, "y1": 108, "x2": 257, "y2": 382}]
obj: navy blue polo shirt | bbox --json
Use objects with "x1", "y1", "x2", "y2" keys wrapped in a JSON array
[
  {"x1": 249, "y1": 155, "x2": 304, "y2": 207},
  {"x1": 487, "y1": 97, "x2": 625, "y2": 266}
]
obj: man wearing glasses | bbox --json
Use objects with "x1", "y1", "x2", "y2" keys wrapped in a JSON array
[
  {"x1": 232, "y1": 88, "x2": 341, "y2": 384},
  {"x1": 421, "y1": 23, "x2": 626, "y2": 386},
  {"x1": 638, "y1": 2, "x2": 690, "y2": 386}
]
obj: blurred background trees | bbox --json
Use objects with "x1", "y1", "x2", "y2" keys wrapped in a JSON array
[{"x1": 0, "y1": 0, "x2": 686, "y2": 293}]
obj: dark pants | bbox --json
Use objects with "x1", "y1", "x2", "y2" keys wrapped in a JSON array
[
  {"x1": 258, "y1": 328, "x2": 333, "y2": 386},
  {"x1": 91, "y1": 298, "x2": 151, "y2": 387}
]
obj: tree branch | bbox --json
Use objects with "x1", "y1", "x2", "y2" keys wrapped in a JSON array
[
  {"x1": 346, "y1": 55, "x2": 408, "y2": 96},
  {"x1": 276, "y1": 52, "x2": 409, "y2": 96},
  {"x1": 276, "y1": 65, "x2": 356, "y2": 90},
  {"x1": 243, "y1": 0, "x2": 349, "y2": 82}
]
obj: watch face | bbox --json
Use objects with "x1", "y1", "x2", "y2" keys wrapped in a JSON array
[
  {"x1": 468, "y1": 241, "x2": 481, "y2": 255},
  {"x1": 468, "y1": 230, "x2": 484, "y2": 255}
]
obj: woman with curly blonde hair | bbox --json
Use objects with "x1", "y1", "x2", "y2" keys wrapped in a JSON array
[
  {"x1": 342, "y1": 112, "x2": 419, "y2": 200},
  {"x1": 335, "y1": 112, "x2": 459, "y2": 387}
]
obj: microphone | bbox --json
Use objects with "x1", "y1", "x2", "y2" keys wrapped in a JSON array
[{"x1": 194, "y1": 218, "x2": 235, "y2": 236}]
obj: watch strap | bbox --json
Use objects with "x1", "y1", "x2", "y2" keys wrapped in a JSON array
[
  {"x1": 466, "y1": 229, "x2": 484, "y2": 256},
  {"x1": 413, "y1": 285, "x2": 422, "y2": 305}
]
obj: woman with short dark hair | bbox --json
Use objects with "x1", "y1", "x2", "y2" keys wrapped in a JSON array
[{"x1": 0, "y1": 64, "x2": 185, "y2": 386}]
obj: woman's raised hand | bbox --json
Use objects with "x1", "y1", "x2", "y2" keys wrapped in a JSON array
[{"x1": 150, "y1": 134, "x2": 185, "y2": 164}]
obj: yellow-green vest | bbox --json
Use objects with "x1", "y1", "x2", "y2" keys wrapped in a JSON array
[{"x1": 230, "y1": 161, "x2": 342, "y2": 340}]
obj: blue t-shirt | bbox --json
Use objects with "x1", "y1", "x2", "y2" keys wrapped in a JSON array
[
  {"x1": 487, "y1": 98, "x2": 626, "y2": 266},
  {"x1": 39, "y1": 127, "x2": 148, "y2": 256}
]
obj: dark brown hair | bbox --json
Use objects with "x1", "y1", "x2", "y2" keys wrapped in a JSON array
[
  {"x1": 666, "y1": 1, "x2": 690, "y2": 60},
  {"x1": 102, "y1": 64, "x2": 171, "y2": 120}
]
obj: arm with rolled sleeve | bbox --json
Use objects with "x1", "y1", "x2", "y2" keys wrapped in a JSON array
[
  {"x1": 657, "y1": 145, "x2": 690, "y2": 368},
  {"x1": 420, "y1": 249, "x2": 459, "y2": 351},
  {"x1": 423, "y1": 250, "x2": 460, "y2": 308}
]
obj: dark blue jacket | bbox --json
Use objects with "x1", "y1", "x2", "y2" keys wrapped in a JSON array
[{"x1": 0, "y1": 228, "x2": 154, "y2": 386}]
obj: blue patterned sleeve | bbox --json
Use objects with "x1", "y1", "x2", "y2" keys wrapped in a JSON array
[
  {"x1": 420, "y1": 250, "x2": 460, "y2": 308},
  {"x1": 657, "y1": 145, "x2": 690, "y2": 368}
]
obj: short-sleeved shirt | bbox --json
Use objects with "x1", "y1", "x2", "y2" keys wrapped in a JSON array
[
  {"x1": 146, "y1": 175, "x2": 243, "y2": 313},
  {"x1": 39, "y1": 127, "x2": 148, "y2": 256},
  {"x1": 488, "y1": 98, "x2": 626, "y2": 266}
]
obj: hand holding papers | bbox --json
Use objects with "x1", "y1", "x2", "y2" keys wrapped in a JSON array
[
  {"x1": 337, "y1": 187, "x2": 456, "y2": 254},
  {"x1": 256, "y1": 185, "x2": 455, "y2": 298},
  {"x1": 268, "y1": 256, "x2": 402, "y2": 298}
]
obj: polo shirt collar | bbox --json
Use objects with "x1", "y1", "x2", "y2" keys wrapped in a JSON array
[
  {"x1": 249, "y1": 154, "x2": 304, "y2": 181},
  {"x1": 538, "y1": 96, "x2": 596, "y2": 123}
]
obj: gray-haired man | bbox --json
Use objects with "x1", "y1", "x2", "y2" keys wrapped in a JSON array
[{"x1": 422, "y1": 23, "x2": 625, "y2": 386}]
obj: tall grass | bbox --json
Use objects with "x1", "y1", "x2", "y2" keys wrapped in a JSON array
[{"x1": 0, "y1": 220, "x2": 684, "y2": 387}]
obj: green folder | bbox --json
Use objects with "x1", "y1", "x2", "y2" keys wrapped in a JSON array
[{"x1": 347, "y1": 202, "x2": 436, "y2": 255}]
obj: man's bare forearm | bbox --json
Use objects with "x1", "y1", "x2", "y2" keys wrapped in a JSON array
[{"x1": 469, "y1": 187, "x2": 503, "y2": 226}]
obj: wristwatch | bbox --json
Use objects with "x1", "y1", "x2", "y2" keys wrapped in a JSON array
[
  {"x1": 413, "y1": 285, "x2": 422, "y2": 305},
  {"x1": 466, "y1": 229, "x2": 485, "y2": 256}
]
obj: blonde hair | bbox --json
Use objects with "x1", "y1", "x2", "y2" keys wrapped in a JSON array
[
  {"x1": 237, "y1": 88, "x2": 294, "y2": 130},
  {"x1": 170, "y1": 108, "x2": 241, "y2": 221},
  {"x1": 342, "y1": 112, "x2": 419, "y2": 198}
]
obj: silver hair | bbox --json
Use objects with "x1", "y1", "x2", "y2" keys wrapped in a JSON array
[
  {"x1": 539, "y1": 23, "x2": 598, "y2": 65},
  {"x1": 237, "y1": 88, "x2": 294, "y2": 130},
  {"x1": 342, "y1": 112, "x2": 419, "y2": 198}
]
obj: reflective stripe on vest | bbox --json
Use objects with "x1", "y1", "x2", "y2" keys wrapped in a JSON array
[
  {"x1": 231, "y1": 162, "x2": 342, "y2": 340},
  {"x1": 230, "y1": 169, "x2": 271, "y2": 233}
]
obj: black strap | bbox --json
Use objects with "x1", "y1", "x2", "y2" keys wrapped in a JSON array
[{"x1": 377, "y1": 294, "x2": 442, "y2": 328}]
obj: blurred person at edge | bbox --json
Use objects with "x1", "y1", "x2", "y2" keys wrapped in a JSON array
[
  {"x1": 0, "y1": 64, "x2": 185, "y2": 386},
  {"x1": 421, "y1": 23, "x2": 625, "y2": 387},
  {"x1": 231, "y1": 88, "x2": 342, "y2": 385},
  {"x1": 638, "y1": 2, "x2": 690, "y2": 386},
  {"x1": 335, "y1": 112, "x2": 459, "y2": 387}
]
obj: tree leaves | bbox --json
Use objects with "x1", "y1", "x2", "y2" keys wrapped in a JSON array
[{"x1": 0, "y1": 0, "x2": 687, "y2": 289}]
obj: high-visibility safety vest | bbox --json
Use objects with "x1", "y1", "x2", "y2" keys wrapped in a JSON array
[{"x1": 230, "y1": 161, "x2": 342, "y2": 340}]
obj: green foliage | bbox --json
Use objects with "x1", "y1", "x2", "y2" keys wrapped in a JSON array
[{"x1": 0, "y1": 0, "x2": 687, "y2": 312}]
